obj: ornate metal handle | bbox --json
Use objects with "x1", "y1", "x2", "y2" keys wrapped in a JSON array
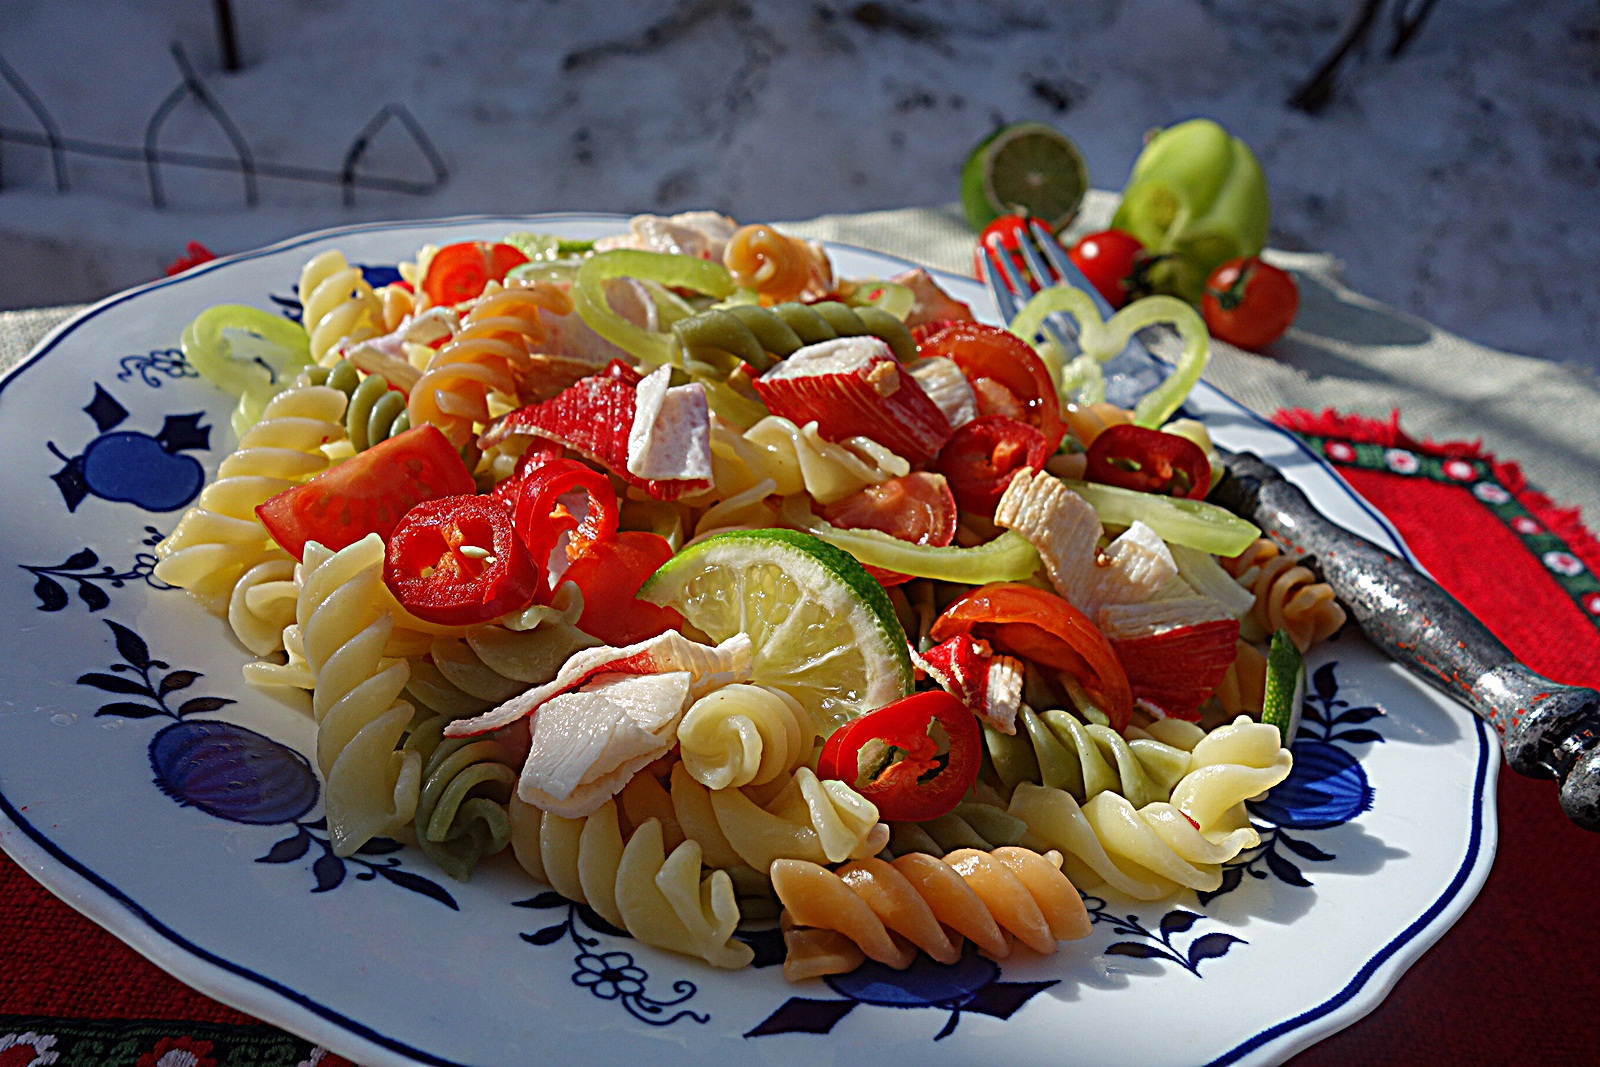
[{"x1": 1210, "y1": 449, "x2": 1600, "y2": 831}]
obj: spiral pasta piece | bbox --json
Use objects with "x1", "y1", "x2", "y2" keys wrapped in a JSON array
[
  {"x1": 297, "y1": 534, "x2": 421, "y2": 855},
  {"x1": 154, "y1": 385, "x2": 348, "y2": 612},
  {"x1": 226, "y1": 558, "x2": 298, "y2": 656},
  {"x1": 508, "y1": 796, "x2": 753, "y2": 968},
  {"x1": 403, "y1": 590, "x2": 603, "y2": 719},
  {"x1": 1211, "y1": 639, "x2": 1268, "y2": 717},
  {"x1": 985, "y1": 705, "x2": 1195, "y2": 809},
  {"x1": 772, "y1": 847, "x2": 1091, "y2": 979},
  {"x1": 409, "y1": 282, "x2": 573, "y2": 448},
  {"x1": 669, "y1": 763, "x2": 887, "y2": 873},
  {"x1": 299, "y1": 250, "x2": 385, "y2": 365},
  {"x1": 673, "y1": 300, "x2": 916, "y2": 373},
  {"x1": 708, "y1": 415, "x2": 909, "y2": 509},
  {"x1": 885, "y1": 800, "x2": 1028, "y2": 859},
  {"x1": 722, "y1": 224, "x2": 832, "y2": 304},
  {"x1": 676, "y1": 684, "x2": 816, "y2": 790},
  {"x1": 1008, "y1": 717, "x2": 1292, "y2": 900},
  {"x1": 301, "y1": 360, "x2": 411, "y2": 451},
  {"x1": 1222, "y1": 538, "x2": 1347, "y2": 652},
  {"x1": 406, "y1": 713, "x2": 519, "y2": 881}
]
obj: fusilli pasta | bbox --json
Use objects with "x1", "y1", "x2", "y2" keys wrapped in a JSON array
[
  {"x1": 772, "y1": 847, "x2": 1091, "y2": 980},
  {"x1": 722, "y1": 224, "x2": 833, "y2": 305},
  {"x1": 676, "y1": 683, "x2": 816, "y2": 790},
  {"x1": 406, "y1": 713, "x2": 519, "y2": 881},
  {"x1": 298, "y1": 250, "x2": 384, "y2": 365},
  {"x1": 296, "y1": 534, "x2": 421, "y2": 855},
  {"x1": 1008, "y1": 716, "x2": 1292, "y2": 900},
  {"x1": 1222, "y1": 538, "x2": 1347, "y2": 652},
  {"x1": 154, "y1": 384, "x2": 347, "y2": 612},
  {"x1": 986, "y1": 705, "x2": 1195, "y2": 808},
  {"x1": 508, "y1": 796, "x2": 753, "y2": 968},
  {"x1": 673, "y1": 300, "x2": 916, "y2": 373}
]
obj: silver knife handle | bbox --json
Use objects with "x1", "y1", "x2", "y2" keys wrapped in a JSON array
[{"x1": 1212, "y1": 450, "x2": 1600, "y2": 831}]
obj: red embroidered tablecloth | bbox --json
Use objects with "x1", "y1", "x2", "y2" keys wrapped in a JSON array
[{"x1": 3, "y1": 409, "x2": 1599, "y2": 1066}]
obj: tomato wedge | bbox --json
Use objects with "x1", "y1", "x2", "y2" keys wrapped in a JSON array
[
  {"x1": 561, "y1": 531, "x2": 683, "y2": 646},
  {"x1": 818, "y1": 472, "x2": 957, "y2": 587},
  {"x1": 816, "y1": 690, "x2": 981, "y2": 822},
  {"x1": 1083, "y1": 424, "x2": 1211, "y2": 499},
  {"x1": 383, "y1": 494, "x2": 540, "y2": 626},
  {"x1": 930, "y1": 582, "x2": 1133, "y2": 733},
  {"x1": 934, "y1": 415, "x2": 1049, "y2": 517},
  {"x1": 917, "y1": 322, "x2": 1064, "y2": 452},
  {"x1": 420, "y1": 241, "x2": 530, "y2": 307},
  {"x1": 256, "y1": 424, "x2": 476, "y2": 561}
]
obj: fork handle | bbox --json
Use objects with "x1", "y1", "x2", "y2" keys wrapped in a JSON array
[{"x1": 1211, "y1": 449, "x2": 1600, "y2": 831}]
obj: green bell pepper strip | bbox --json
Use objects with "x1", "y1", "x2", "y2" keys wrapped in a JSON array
[
  {"x1": 573, "y1": 250, "x2": 736, "y2": 368},
  {"x1": 180, "y1": 305, "x2": 313, "y2": 437},
  {"x1": 1009, "y1": 288, "x2": 1209, "y2": 429},
  {"x1": 1058, "y1": 479, "x2": 1260, "y2": 557},
  {"x1": 780, "y1": 497, "x2": 1040, "y2": 583}
]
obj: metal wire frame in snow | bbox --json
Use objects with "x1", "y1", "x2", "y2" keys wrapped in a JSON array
[{"x1": 0, "y1": 42, "x2": 448, "y2": 209}]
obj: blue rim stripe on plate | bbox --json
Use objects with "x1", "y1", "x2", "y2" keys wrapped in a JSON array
[{"x1": 0, "y1": 215, "x2": 1488, "y2": 1067}]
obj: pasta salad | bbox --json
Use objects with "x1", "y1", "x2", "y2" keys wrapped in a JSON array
[{"x1": 155, "y1": 211, "x2": 1344, "y2": 981}]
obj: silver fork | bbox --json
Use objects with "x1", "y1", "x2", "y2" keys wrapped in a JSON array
[
  {"x1": 977, "y1": 218, "x2": 1165, "y2": 409},
  {"x1": 977, "y1": 226, "x2": 1600, "y2": 831}
]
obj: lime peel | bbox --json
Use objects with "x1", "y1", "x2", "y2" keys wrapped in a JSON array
[
  {"x1": 639, "y1": 528, "x2": 914, "y2": 730},
  {"x1": 1262, "y1": 628, "x2": 1306, "y2": 747}
]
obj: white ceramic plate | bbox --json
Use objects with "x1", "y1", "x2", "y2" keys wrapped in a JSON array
[{"x1": 0, "y1": 214, "x2": 1495, "y2": 1067}]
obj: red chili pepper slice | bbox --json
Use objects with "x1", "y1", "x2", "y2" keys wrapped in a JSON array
[
  {"x1": 420, "y1": 241, "x2": 530, "y2": 307},
  {"x1": 930, "y1": 582, "x2": 1133, "y2": 733},
  {"x1": 561, "y1": 531, "x2": 684, "y2": 646},
  {"x1": 816, "y1": 690, "x2": 981, "y2": 822},
  {"x1": 1083, "y1": 424, "x2": 1212, "y2": 500},
  {"x1": 917, "y1": 321, "x2": 1064, "y2": 453},
  {"x1": 256, "y1": 424, "x2": 477, "y2": 561},
  {"x1": 934, "y1": 415, "x2": 1050, "y2": 517},
  {"x1": 512, "y1": 459, "x2": 621, "y2": 580},
  {"x1": 383, "y1": 494, "x2": 541, "y2": 626}
]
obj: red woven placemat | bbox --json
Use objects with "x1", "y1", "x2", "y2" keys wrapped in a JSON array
[{"x1": 3, "y1": 408, "x2": 1598, "y2": 1066}]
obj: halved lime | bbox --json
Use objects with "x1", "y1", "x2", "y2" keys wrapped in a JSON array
[
  {"x1": 1262, "y1": 628, "x2": 1306, "y2": 747},
  {"x1": 638, "y1": 529, "x2": 913, "y2": 730},
  {"x1": 960, "y1": 122, "x2": 1089, "y2": 233}
]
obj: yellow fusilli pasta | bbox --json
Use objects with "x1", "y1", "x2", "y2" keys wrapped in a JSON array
[
  {"x1": 1009, "y1": 717, "x2": 1292, "y2": 900},
  {"x1": 508, "y1": 796, "x2": 753, "y2": 968},
  {"x1": 297, "y1": 534, "x2": 421, "y2": 856},
  {"x1": 299, "y1": 250, "x2": 384, "y2": 365},
  {"x1": 154, "y1": 384, "x2": 347, "y2": 612},
  {"x1": 676, "y1": 683, "x2": 815, "y2": 790}
]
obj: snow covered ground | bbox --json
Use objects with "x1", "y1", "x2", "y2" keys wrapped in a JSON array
[{"x1": 1, "y1": 0, "x2": 1596, "y2": 373}]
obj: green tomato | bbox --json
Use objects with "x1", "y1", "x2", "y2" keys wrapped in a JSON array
[{"x1": 1110, "y1": 118, "x2": 1270, "y2": 303}]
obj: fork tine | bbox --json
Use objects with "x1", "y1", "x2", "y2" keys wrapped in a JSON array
[
  {"x1": 1027, "y1": 219, "x2": 1073, "y2": 282},
  {"x1": 1015, "y1": 222, "x2": 1061, "y2": 289},
  {"x1": 980, "y1": 240, "x2": 1023, "y2": 324}
]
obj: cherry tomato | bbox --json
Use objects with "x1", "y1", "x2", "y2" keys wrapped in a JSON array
[
  {"x1": 1083, "y1": 424, "x2": 1212, "y2": 500},
  {"x1": 561, "y1": 531, "x2": 683, "y2": 646},
  {"x1": 934, "y1": 415, "x2": 1049, "y2": 517},
  {"x1": 1069, "y1": 229, "x2": 1145, "y2": 309},
  {"x1": 420, "y1": 241, "x2": 530, "y2": 307},
  {"x1": 383, "y1": 494, "x2": 540, "y2": 626},
  {"x1": 972, "y1": 214, "x2": 1034, "y2": 291},
  {"x1": 816, "y1": 690, "x2": 981, "y2": 822},
  {"x1": 255, "y1": 425, "x2": 477, "y2": 561},
  {"x1": 930, "y1": 582, "x2": 1133, "y2": 733},
  {"x1": 917, "y1": 322, "x2": 1064, "y2": 452},
  {"x1": 1201, "y1": 258, "x2": 1299, "y2": 350}
]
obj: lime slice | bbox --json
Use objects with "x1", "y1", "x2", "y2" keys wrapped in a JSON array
[
  {"x1": 638, "y1": 529, "x2": 913, "y2": 731},
  {"x1": 1262, "y1": 628, "x2": 1306, "y2": 747},
  {"x1": 961, "y1": 122, "x2": 1088, "y2": 233}
]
